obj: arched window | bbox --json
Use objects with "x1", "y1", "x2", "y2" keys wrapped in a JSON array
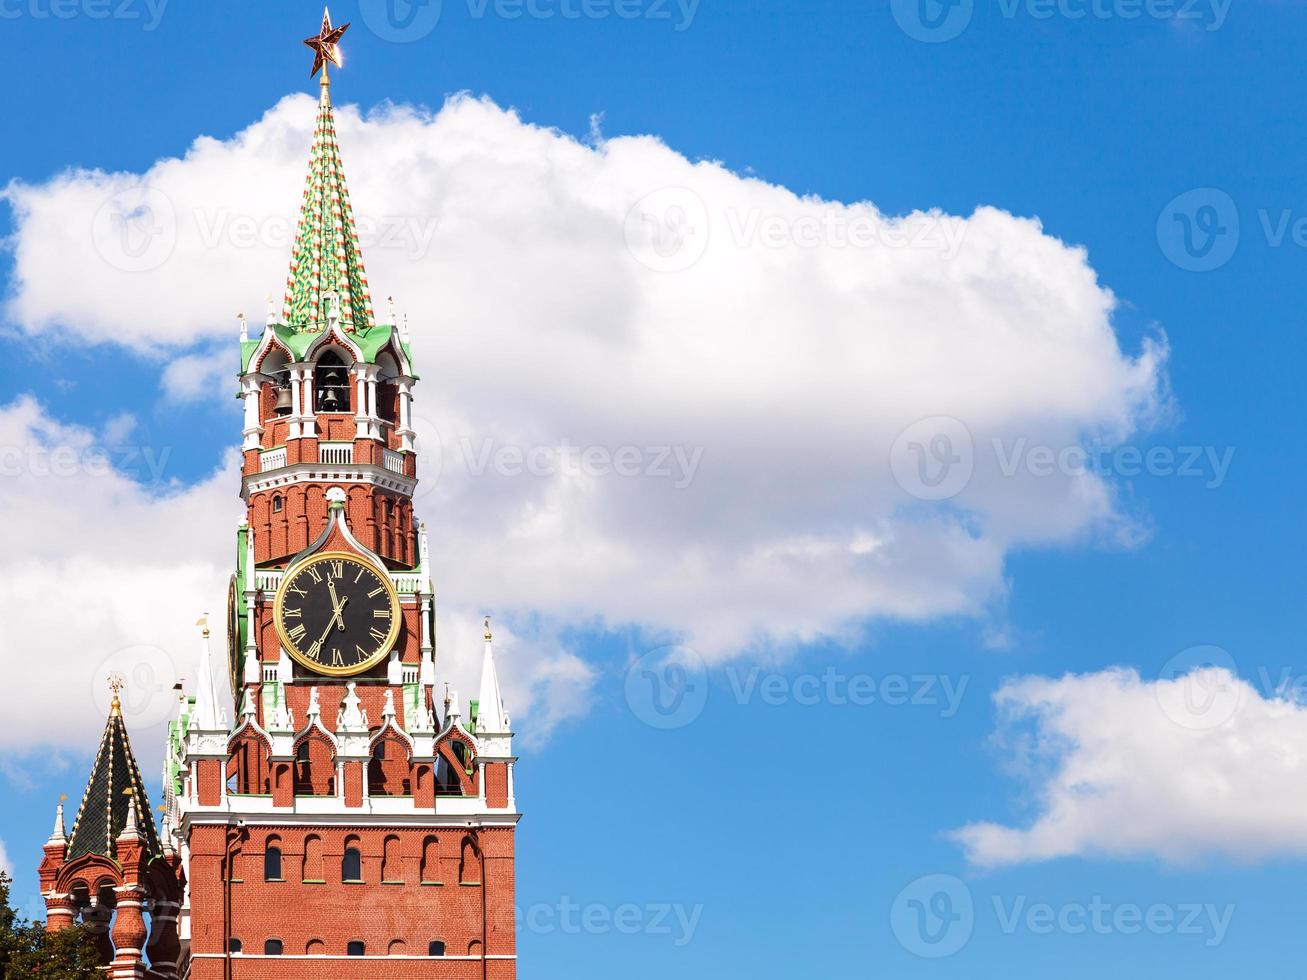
[
  {"x1": 347, "y1": 940, "x2": 366, "y2": 957},
  {"x1": 459, "y1": 836, "x2": 481, "y2": 885},
  {"x1": 228, "y1": 938, "x2": 243, "y2": 955},
  {"x1": 343, "y1": 841, "x2": 363, "y2": 883},
  {"x1": 314, "y1": 351, "x2": 350, "y2": 413},
  {"x1": 428, "y1": 940, "x2": 446, "y2": 957},
  {"x1": 382, "y1": 835, "x2": 402, "y2": 883},
  {"x1": 272, "y1": 494, "x2": 284, "y2": 514},
  {"x1": 264, "y1": 939, "x2": 284, "y2": 956},
  {"x1": 263, "y1": 838, "x2": 283, "y2": 881},
  {"x1": 302, "y1": 834, "x2": 324, "y2": 882},
  {"x1": 421, "y1": 835, "x2": 440, "y2": 884}
]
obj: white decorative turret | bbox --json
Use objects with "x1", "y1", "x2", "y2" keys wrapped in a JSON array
[
  {"x1": 47, "y1": 799, "x2": 67, "y2": 845},
  {"x1": 190, "y1": 617, "x2": 228, "y2": 734},
  {"x1": 476, "y1": 617, "x2": 514, "y2": 761},
  {"x1": 336, "y1": 682, "x2": 371, "y2": 760},
  {"x1": 337, "y1": 682, "x2": 369, "y2": 732},
  {"x1": 238, "y1": 312, "x2": 249, "y2": 343},
  {"x1": 117, "y1": 790, "x2": 140, "y2": 844}
]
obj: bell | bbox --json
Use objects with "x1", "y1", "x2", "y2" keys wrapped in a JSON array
[
  {"x1": 274, "y1": 386, "x2": 293, "y2": 413},
  {"x1": 322, "y1": 388, "x2": 341, "y2": 410}
]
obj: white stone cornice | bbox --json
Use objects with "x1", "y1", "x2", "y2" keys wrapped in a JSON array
[{"x1": 241, "y1": 462, "x2": 416, "y2": 499}]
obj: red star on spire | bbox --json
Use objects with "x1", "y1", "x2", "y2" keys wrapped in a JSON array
[{"x1": 304, "y1": 7, "x2": 349, "y2": 79}]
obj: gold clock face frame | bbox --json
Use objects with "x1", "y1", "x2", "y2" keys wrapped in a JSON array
[
  {"x1": 227, "y1": 574, "x2": 242, "y2": 697},
  {"x1": 272, "y1": 551, "x2": 402, "y2": 677}
]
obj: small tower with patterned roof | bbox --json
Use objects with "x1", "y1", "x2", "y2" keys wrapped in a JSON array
[{"x1": 40, "y1": 682, "x2": 183, "y2": 979}]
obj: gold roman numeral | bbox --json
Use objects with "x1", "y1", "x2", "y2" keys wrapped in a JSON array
[
  {"x1": 328, "y1": 560, "x2": 344, "y2": 579},
  {"x1": 283, "y1": 607, "x2": 302, "y2": 619},
  {"x1": 286, "y1": 624, "x2": 307, "y2": 643},
  {"x1": 331, "y1": 648, "x2": 344, "y2": 667},
  {"x1": 306, "y1": 566, "x2": 322, "y2": 584},
  {"x1": 373, "y1": 609, "x2": 390, "y2": 619},
  {"x1": 287, "y1": 585, "x2": 307, "y2": 597},
  {"x1": 368, "y1": 585, "x2": 385, "y2": 598},
  {"x1": 369, "y1": 627, "x2": 387, "y2": 644},
  {"x1": 306, "y1": 640, "x2": 322, "y2": 661}
]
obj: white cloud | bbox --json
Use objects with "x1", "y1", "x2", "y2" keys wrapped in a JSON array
[
  {"x1": 952, "y1": 666, "x2": 1307, "y2": 866},
  {"x1": 0, "y1": 398, "x2": 588, "y2": 761},
  {"x1": 0, "y1": 93, "x2": 1168, "y2": 737},
  {"x1": 0, "y1": 838, "x2": 10, "y2": 878}
]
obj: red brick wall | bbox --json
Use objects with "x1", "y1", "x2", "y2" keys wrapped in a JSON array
[{"x1": 186, "y1": 825, "x2": 515, "y2": 978}]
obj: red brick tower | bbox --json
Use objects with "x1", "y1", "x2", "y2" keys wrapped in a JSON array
[
  {"x1": 159, "y1": 12, "x2": 520, "y2": 976},
  {"x1": 40, "y1": 685, "x2": 185, "y2": 979}
]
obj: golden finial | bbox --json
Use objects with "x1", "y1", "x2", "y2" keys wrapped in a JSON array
[
  {"x1": 108, "y1": 675, "x2": 125, "y2": 716},
  {"x1": 196, "y1": 613, "x2": 210, "y2": 639},
  {"x1": 484, "y1": 616, "x2": 493, "y2": 642}
]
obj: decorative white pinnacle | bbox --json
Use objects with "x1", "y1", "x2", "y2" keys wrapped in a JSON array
[
  {"x1": 307, "y1": 686, "x2": 322, "y2": 718},
  {"x1": 477, "y1": 618, "x2": 509, "y2": 735},
  {"x1": 337, "y1": 681, "x2": 368, "y2": 732},
  {"x1": 192, "y1": 618, "x2": 227, "y2": 732},
  {"x1": 238, "y1": 312, "x2": 249, "y2": 342},
  {"x1": 382, "y1": 688, "x2": 397, "y2": 722},
  {"x1": 118, "y1": 790, "x2": 140, "y2": 842},
  {"x1": 266, "y1": 295, "x2": 278, "y2": 327},
  {"x1": 48, "y1": 800, "x2": 67, "y2": 845}
]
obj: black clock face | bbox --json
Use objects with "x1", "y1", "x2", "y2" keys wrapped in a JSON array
[{"x1": 274, "y1": 553, "x2": 400, "y2": 676}]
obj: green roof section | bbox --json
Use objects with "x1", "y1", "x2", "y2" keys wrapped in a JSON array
[
  {"x1": 283, "y1": 78, "x2": 375, "y2": 332},
  {"x1": 237, "y1": 76, "x2": 418, "y2": 384},
  {"x1": 67, "y1": 700, "x2": 163, "y2": 862}
]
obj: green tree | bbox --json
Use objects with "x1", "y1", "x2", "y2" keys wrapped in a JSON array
[{"x1": 0, "y1": 874, "x2": 99, "y2": 979}]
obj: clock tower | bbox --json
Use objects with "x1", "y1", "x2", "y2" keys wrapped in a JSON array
[{"x1": 161, "y1": 12, "x2": 520, "y2": 977}]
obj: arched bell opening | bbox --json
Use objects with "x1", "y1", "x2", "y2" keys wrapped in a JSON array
[{"x1": 314, "y1": 350, "x2": 351, "y2": 413}]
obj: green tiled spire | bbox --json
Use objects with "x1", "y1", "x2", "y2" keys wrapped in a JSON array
[
  {"x1": 66, "y1": 691, "x2": 162, "y2": 862},
  {"x1": 282, "y1": 74, "x2": 376, "y2": 333}
]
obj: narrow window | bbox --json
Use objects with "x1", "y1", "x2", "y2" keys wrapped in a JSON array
[
  {"x1": 343, "y1": 846, "x2": 362, "y2": 882},
  {"x1": 264, "y1": 845, "x2": 282, "y2": 881},
  {"x1": 428, "y1": 940, "x2": 446, "y2": 957},
  {"x1": 264, "y1": 939, "x2": 283, "y2": 956},
  {"x1": 272, "y1": 495, "x2": 284, "y2": 514},
  {"x1": 347, "y1": 940, "x2": 365, "y2": 956},
  {"x1": 228, "y1": 938, "x2": 242, "y2": 954}
]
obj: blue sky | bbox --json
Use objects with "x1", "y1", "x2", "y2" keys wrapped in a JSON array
[{"x1": 3, "y1": 0, "x2": 1307, "y2": 976}]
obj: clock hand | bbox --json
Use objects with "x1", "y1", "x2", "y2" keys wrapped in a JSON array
[{"x1": 314, "y1": 597, "x2": 349, "y2": 648}]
